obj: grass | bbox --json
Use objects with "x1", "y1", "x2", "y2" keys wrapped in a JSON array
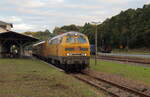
[
  {"x1": 112, "y1": 48, "x2": 150, "y2": 55},
  {"x1": 90, "y1": 59, "x2": 150, "y2": 84},
  {"x1": 0, "y1": 58, "x2": 104, "y2": 97}
]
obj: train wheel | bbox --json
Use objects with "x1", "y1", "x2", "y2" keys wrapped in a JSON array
[
  {"x1": 65, "y1": 64, "x2": 69, "y2": 72},
  {"x1": 48, "y1": 59, "x2": 52, "y2": 63},
  {"x1": 75, "y1": 64, "x2": 79, "y2": 72}
]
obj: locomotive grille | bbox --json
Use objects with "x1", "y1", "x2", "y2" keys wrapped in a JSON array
[
  {"x1": 65, "y1": 48, "x2": 74, "y2": 51},
  {"x1": 80, "y1": 48, "x2": 88, "y2": 51},
  {"x1": 65, "y1": 47, "x2": 88, "y2": 51},
  {"x1": 71, "y1": 53, "x2": 82, "y2": 56}
]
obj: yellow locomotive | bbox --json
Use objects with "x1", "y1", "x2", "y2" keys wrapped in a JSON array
[{"x1": 33, "y1": 32, "x2": 90, "y2": 71}]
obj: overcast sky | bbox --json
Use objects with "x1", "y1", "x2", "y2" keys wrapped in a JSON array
[{"x1": 0, "y1": 0, "x2": 149, "y2": 32}]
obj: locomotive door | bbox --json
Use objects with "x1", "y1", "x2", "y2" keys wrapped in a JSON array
[
  {"x1": 56, "y1": 37, "x2": 62, "y2": 57},
  {"x1": 56, "y1": 38, "x2": 60, "y2": 57}
]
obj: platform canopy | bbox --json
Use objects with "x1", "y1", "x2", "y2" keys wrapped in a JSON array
[
  {"x1": 0, "y1": 31, "x2": 38, "y2": 45},
  {"x1": 0, "y1": 31, "x2": 39, "y2": 58}
]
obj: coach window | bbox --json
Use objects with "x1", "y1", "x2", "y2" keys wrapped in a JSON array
[
  {"x1": 53, "y1": 39, "x2": 55, "y2": 44},
  {"x1": 56, "y1": 38, "x2": 59, "y2": 44},
  {"x1": 53, "y1": 39, "x2": 58, "y2": 44},
  {"x1": 58, "y1": 37, "x2": 62, "y2": 44},
  {"x1": 48, "y1": 40, "x2": 52, "y2": 44},
  {"x1": 51, "y1": 40, "x2": 55, "y2": 44},
  {"x1": 52, "y1": 39, "x2": 55, "y2": 44},
  {"x1": 55, "y1": 39, "x2": 57, "y2": 44}
]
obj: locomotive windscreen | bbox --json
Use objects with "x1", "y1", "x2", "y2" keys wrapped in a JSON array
[{"x1": 66, "y1": 35, "x2": 87, "y2": 43}]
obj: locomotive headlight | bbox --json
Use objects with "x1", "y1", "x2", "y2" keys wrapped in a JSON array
[
  {"x1": 82, "y1": 53, "x2": 87, "y2": 56},
  {"x1": 67, "y1": 53, "x2": 70, "y2": 56}
]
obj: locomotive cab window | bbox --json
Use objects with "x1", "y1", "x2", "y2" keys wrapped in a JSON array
[
  {"x1": 77, "y1": 36, "x2": 87, "y2": 43},
  {"x1": 66, "y1": 37, "x2": 76, "y2": 43},
  {"x1": 66, "y1": 35, "x2": 87, "y2": 43}
]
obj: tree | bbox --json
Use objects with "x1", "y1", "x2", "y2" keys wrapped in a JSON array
[{"x1": 23, "y1": 29, "x2": 54, "y2": 41}]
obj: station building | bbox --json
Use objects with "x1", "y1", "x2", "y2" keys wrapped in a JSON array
[{"x1": 0, "y1": 21, "x2": 39, "y2": 58}]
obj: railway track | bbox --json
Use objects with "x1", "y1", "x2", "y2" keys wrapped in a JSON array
[
  {"x1": 73, "y1": 74, "x2": 121, "y2": 97},
  {"x1": 72, "y1": 70, "x2": 150, "y2": 97},
  {"x1": 36, "y1": 57, "x2": 150, "y2": 97},
  {"x1": 97, "y1": 55, "x2": 150, "y2": 65}
]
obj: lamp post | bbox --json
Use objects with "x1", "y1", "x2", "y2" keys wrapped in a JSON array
[{"x1": 91, "y1": 21, "x2": 101, "y2": 65}]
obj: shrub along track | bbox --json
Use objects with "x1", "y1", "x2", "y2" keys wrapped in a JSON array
[
  {"x1": 96, "y1": 55, "x2": 150, "y2": 65},
  {"x1": 72, "y1": 70, "x2": 150, "y2": 97}
]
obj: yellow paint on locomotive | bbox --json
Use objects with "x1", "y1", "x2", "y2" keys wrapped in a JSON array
[
  {"x1": 63, "y1": 36, "x2": 90, "y2": 56},
  {"x1": 46, "y1": 34, "x2": 90, "y2": 57},
  {"x1": 33, "y1": 32, "x2": 90, "y2": 67}
]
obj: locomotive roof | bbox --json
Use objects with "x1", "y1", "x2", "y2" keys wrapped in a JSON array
[{"x1": 49, "y1": 31, "x2": 85, "y2": 40}]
